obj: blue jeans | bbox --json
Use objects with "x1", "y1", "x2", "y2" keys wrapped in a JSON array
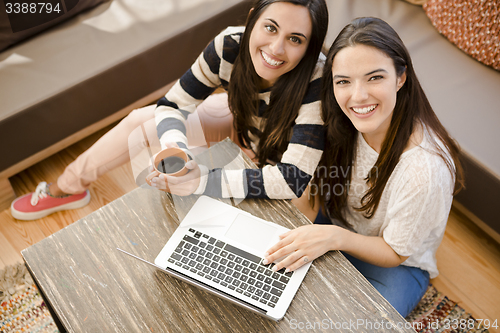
[{"x1": 314, "y1": 210, "x2": 429, "y2": 318}]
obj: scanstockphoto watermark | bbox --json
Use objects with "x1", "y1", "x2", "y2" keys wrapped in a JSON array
[
  {"x1": 289, "y1": 318, "x2": 423, "y2": 331},
  {"x1": 246, "y1": 164, "x2": 379, "y2": 197}
]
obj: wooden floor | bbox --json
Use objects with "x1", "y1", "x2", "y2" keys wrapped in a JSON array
[{"x1": 1, "y1": 125, "x2": 499, "y2": 332}]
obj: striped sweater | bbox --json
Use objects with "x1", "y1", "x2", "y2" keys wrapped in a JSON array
[{"x1": 155, "y1": 26, "x2": 324, "y2": 199}]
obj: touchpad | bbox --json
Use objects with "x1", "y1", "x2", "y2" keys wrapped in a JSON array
[{"x1": 225, "y1": 214, "x2": 278, "y2": 253}]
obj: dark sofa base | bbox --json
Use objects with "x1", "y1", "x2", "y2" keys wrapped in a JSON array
[{"x1": 455, "y1": 152, "x2": 500, "y2": 239}]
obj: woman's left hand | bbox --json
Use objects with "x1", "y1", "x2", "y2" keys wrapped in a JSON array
[
  {"x1": 264, "y1": 225, "x2": 339, "y2": 272},
  {"x1": 150, "y1": 160, "x2": 201, "y2": 196}
]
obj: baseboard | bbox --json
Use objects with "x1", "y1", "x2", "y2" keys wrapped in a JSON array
[
  {"x1": 0, "y1": 177, "x2": 15, "y2": 211},
  {"x1": 452, "y1": 200, "x2": 500, "y2": 245},
  {"x1": 454, "y1": 150, "x2": 500, "y2": 240}
]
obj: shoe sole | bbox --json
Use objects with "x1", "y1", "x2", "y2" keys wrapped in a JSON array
[{"x1": 11, "y1": 190, "x2": 91, "y2": 221}]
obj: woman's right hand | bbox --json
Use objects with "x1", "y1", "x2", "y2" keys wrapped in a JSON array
[
  {"x1": 146, "y1": 142, "x2": 187, "y2": 192},
  {"x1": 148, "y1": 159, "x2": 202, "y2": 196},
  {"x1": 264, "y1": 224, "x2": 341, "y2": 273},
  {"x1": 146, "y1": 166, "x2": 166, "y2": 191}
]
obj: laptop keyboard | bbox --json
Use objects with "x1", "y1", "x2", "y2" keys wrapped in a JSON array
[{"x1": 167, "y1": 228, "x2": 293, "y2": 309}]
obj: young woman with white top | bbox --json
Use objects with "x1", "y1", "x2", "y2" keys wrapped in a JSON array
[{"x1": 264, "y1": 17, "x2": 464, "y2": 317}]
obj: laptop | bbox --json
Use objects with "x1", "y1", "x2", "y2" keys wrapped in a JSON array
[{"x1": 118, "y1": 195, "x2": 312, "y2": 321}]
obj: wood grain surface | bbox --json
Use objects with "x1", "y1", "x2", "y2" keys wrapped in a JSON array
[{"x1": 22, "y1": 139, "x2": 415, "y2": 332}]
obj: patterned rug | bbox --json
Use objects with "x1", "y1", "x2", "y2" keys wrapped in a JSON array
[
  {"x1": 0, "y1": 263, "x2": 58, "y2": 333},
  {"x1": 407, "y1": 285, "x2": 491, "y2": 333},
  {"x1": 0, "y1": 263, "x2": 492, "y2": 333}
]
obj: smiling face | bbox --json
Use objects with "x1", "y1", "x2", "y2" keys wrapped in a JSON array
[
  {"x1": 249, "y1": 2, "x2": 312, "y2": 89},
  {"x1": 332, "y1": 44, "x2": 406, "y2": 151}
]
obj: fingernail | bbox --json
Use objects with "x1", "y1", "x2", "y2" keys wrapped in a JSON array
[
  {"x1": 262, "y1": 259, "x2": 268, "y2": 265},
  {"x1": 285, "y1": 268, "x2": 290, "y2": 273},
  {"x1": 264, "y1": 252, "x2": 269, "y2": 256},
  {"x1": 272, "y1": 265, "x2": 278, "y2": 272}
]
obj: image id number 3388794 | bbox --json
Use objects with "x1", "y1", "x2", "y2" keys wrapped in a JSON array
[
  {"x1": 5, "y1": 2, "x2": 61, "y2": 14},
  {"x1": 442, "y1": 318, "x2": 498, "y2": 330},
  {"x1": 3, "y1": 0, "x2": 67, "y2": 33}
]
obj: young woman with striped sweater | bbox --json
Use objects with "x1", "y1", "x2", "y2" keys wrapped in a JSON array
[{"x1": 11, "y1": 0, "x2": 329, "y2": 220}]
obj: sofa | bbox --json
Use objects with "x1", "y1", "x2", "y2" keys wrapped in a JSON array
[{"x1": 1, "y1": 0, "x2": 499, "y2": 239}]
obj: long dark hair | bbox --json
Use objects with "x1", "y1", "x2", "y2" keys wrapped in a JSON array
[
  {"x1": 228, "y1": 0, "x2": 328, "y2": 166},
  {"x1": 313, "y1": 17, "x2": 464, "y2": 223}
]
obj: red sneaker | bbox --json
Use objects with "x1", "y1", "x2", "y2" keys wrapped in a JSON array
[{"x1": 11, "y1": 182, "x2": 90, "y2": 221}]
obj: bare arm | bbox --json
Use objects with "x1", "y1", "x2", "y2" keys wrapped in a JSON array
[
  {"x1": 340, "y1": 230, "x2": 409, "y2": 268},
  {"x1": 291, "y1": 185, "x2": 320, "y2": 222}
]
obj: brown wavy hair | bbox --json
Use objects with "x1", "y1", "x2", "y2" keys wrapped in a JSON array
[
  {"x1": 313, "y1": 17, "x2": 464, "y2": 224},
  {"x1": 228, "y1": 0, "x2": 328, "y2": 166}
]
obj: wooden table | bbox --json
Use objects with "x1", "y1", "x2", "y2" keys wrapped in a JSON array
[{"x1": 22, "y1": 139, "x2": 416, "y2": 332}]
